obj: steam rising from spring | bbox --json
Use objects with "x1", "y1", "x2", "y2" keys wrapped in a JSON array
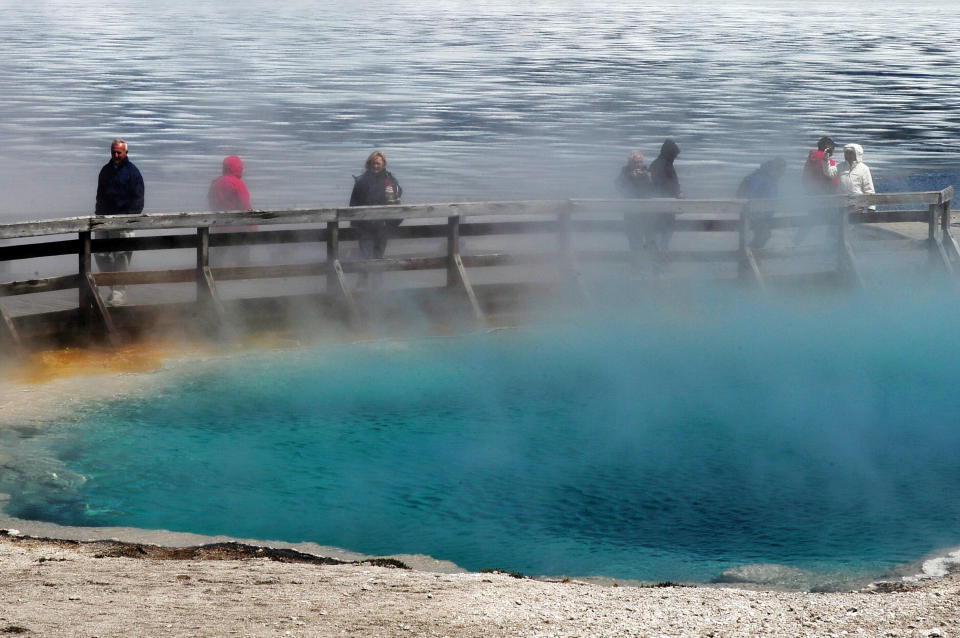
[{"x1": 4, "y1": 282, "x2": 960, "y2": 588}]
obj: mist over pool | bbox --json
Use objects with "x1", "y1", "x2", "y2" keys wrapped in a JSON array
[{"x1": 3, "y1": 284, "x2": 960, "y2": 587}]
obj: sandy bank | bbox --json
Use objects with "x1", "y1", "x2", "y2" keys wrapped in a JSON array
[{"x1": 2, "y1": 531, "x2": 959, "y2": 638}]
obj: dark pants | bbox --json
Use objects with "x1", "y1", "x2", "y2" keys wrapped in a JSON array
[
  {"x1": 625, "y1": 213, "x2": 675, "y2": 252},
  {"x1": 749, "y1": 211, "x2": 773, "y2": 249},
  {"x1": 353, "y1": 219, "x2": 402, "y2": 259}
]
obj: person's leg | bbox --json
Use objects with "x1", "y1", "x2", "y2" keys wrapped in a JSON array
[
  {"x1": 352, "y1": 221, "x2": 375, "y2": 289},
  {"x1": 653, "y1": 213, "x2": 675, "y2": 252},
  {"x1": 354, "y1": 222, "x2": 375, "y2": 259},
  {"x1": 94, "y1": 230, "x2": 118, "y2": 302},
  {"x1": 373, "y1": 226, "x2": 389, "y2": 259},
  {"x1": 751, "y1": 213, "x2": 772, "y2": 249},
  {"x1": 366, "y1": 223, "x2": 390, "y2": 289},
  {"x1": 94, "y1": 230, "x2": 133, "y2": 305},
  {"x1": 111, "y1": 248, "x2": 132, "y2": 304}
]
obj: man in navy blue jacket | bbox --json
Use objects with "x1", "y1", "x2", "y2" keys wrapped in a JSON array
[{"x1": 95, "y1": 138, "x2": 145, "y2": 306}]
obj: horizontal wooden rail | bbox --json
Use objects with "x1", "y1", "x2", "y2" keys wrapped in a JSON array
[
  {"x1": 0, "y1": 274, "x2": 80, "y2": 296},
  {"x1": 852, "y1": 210, "x2": 931, "y2": 224},
  {"x1": 1, "y1": 188, "x2": 952, "y2": 240},
  {"x1": 0, "y1": 187, "x2": 953, "y2": 354}
]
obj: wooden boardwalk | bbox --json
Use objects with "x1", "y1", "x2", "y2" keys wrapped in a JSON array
[{"x1": 0, "y1": 189, "x2": 955, "y2": 354}]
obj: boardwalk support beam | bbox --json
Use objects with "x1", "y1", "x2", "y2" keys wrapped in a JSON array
[
  {"x1": 196, "y1": 227, "x2": 226, "y2": 331},
  {"x1": 939, "y1": 193, "x2": 960, "y2": 265},
  {"x1": 447, "y1": 215, "x2": 484, "y2": 323},
  {"x1": 325, "y1": 220, "x2": 360, "y2": 325},
  {"x1": 0, "y1": 300, "x2": 23, "y2": 356},
  {"x1": 928, "y1": 195, "x2": 958, "y2": 276}
]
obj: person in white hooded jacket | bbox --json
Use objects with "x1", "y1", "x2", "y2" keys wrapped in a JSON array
[{"x1": 823, "y1": 143, "x2": 876, "y2": 210}]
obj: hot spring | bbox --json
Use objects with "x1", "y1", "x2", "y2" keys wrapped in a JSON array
[{"x1": 3, "y1": 284, "x2": 960, "y2": 589}]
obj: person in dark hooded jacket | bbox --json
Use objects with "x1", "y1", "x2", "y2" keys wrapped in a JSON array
[
  {"x1": 648, "y1": 139, "x2": 681, "y2": 198},
  {"x1": 349, "y1": 150, "x2": 403, "y2": 260},
  {"x1": 641, "y1": 138, "x2": 681, "y2": 251}
]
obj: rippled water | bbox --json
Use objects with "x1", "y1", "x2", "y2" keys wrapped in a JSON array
[
  {"x1": 4, "y1": 287, "x2": 960, "y2": 587},
  {"x1": 1, "y1": 0, "x2": 959, "y2": 219}
]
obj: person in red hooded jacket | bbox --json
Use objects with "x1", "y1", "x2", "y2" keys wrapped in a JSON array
[
  {"x1": 208, "y1": 155, "x2": 254, "y2": 265},
  {"x1": 208, "y1": 155, "x2": 252, "y2": 212}
]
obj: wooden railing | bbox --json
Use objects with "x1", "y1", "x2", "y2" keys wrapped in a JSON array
[{"x1": 0, "y1": 187, "x2": 954, "y2": 353}]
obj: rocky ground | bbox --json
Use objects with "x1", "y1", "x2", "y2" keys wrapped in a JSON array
[{"x1": 1, "y1": 531, "x2": 959, "y2": 638}]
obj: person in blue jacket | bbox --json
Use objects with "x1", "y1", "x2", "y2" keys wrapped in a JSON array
[
  {"x1": 737, "y1": 157, "x2": 786, "y2": 249},
  {"x1": 94, "y1": 138, "x2": 145, "y2": 306}
]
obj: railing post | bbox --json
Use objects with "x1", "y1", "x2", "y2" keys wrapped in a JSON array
[
  {"x1": 446, "y1": 215, "x2": 460, "y2": 288},
  {"x1": 927, "y1": 197, "x2": 957, "y2": 275},
  {"x1": 78, "y1": 231, "x2": 92, "y2": 322},
  {"x1": 939, "y1": 190, "x2": 960, "y2": 266},
  {"x1": 197, "y1": 226, "x2": 210, "y2": 271},
  {"x1": 326, "y1": 220, "x2": 340, "y2": 292},
  {"x1": 928, "y1": 203, "x2": 938, "y2": 244},
  {"x1": 196, "y1": 227, "x2": 225, "y2": 330},
  {"x1": 927, "y1": 202, "x2": 939, "y2": 269}
]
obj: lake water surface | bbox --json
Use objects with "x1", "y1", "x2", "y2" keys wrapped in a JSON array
[{"x1": 1, "y1": 0, "x2": 958, "y2": 218}]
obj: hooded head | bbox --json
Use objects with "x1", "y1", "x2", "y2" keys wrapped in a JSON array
[
  {"x1": 843, "y1": 143, "x2": 864, "y2": 164},
  {"x1": 222, "y1": 155, "x2": 244, "y2": 178},
  {"x1": 659, "y1": 138, "x2": 680, "y2": 162}
]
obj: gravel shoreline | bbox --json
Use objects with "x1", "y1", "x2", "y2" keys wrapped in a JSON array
[{"x1": 2, "y1": 530, "x2": 959, "y2": 638}]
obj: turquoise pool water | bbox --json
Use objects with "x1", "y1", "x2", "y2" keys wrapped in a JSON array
[{"x1": 4, "y1": 285, "x2": 960, "y2": 587}]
